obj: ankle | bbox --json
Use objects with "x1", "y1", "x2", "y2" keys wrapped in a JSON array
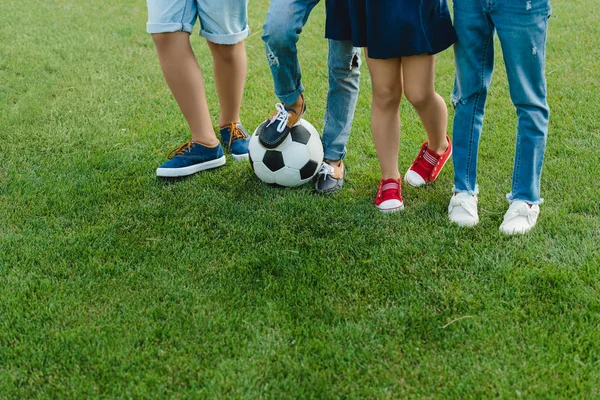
[
  {"x1": 286, "y1": 95, "x2": 304, "y2": 112},
  {"x1": 191, "y1": 138, "x2": 220, "y2": 148},
  {"x1": 219, "y1": 121, "x2": 241, "y2": 129},
  {"x1": 381, "y1": 173, "x2": 401, "y2": 181},
  {"x1": 427, "y1": 135, "x2": 450, "y2": 156},
  {"x1": 324, "y1": 159, "x2": 342, "y2": 167},
  {"x1": 429, "y1": 143, "x2": 448, "y2": 155}
]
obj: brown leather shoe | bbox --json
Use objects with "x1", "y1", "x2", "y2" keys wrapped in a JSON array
[
  {"x1": 259, "y1": 94, "x2": 306, "y2": 149},
  {"x1": 314, "y1": 159, "x2": 346, "y2": 194}
]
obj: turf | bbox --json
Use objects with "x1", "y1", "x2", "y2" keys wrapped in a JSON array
[{"x1": 1, "y1": 0, "x2": 599, "y2": 398}]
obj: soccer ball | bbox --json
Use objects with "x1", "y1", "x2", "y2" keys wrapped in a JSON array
[{"x1": 248, "y1": 118, "x2": 324, "y2": 187}]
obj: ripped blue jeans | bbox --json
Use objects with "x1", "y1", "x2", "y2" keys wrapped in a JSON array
[
  {"x1": 451, "y1": 0, "x2": 551, "y2": 204},
  {"x1": 262, "y1": 0, "x2": 361, "y2": 161}
]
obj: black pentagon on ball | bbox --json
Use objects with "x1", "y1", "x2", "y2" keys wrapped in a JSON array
[
  {"x1": 248, "y1": 151, "x2": 255, "y2": 172},
  {"x1": 299, "y1": 160, "x2": 319, "y2": 180},
  {"x1": 290, "y1": 125, "x2": 312, "y2": 145},
  {"x1": 263, "y1": 150, "x2": 285, "y2": 172}
]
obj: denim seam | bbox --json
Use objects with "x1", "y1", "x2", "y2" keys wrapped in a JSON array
[
  {"x1": 303, "y1": 0, "x2": 320, "y2": 24},
  {"x1": 466, "y1": 25, "x2": 493, "y2": 192},
  {"x1": 323, "y1": 46, "x2": 332, "y2": 133},
  {"x1": 512, "y1": 116, "x2": 522, "y2": 197},
  {"x1": 180, "y1": 0, "x2": 189, "y2": 29}
]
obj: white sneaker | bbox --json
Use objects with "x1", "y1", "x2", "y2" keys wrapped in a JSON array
[
  {"x1": 499, "y1": 200, "x2": 540, "y2": 235},
  {"x1": 448, "y1": 192, "x2": 479, "y2": 227}
]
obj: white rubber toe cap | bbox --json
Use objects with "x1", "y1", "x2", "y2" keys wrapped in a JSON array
[
  {"x1": 448, "y1": 193, "x2": 479, "y2": 227},
  {"x1": 404, "y1": 170, "x2": 426, "y2": 187},
  {"x1": 499, "y1": 201, "x2": 539, "y2": 234},
  {"x1": 377, "y1": 199, "x2": 404, "y2": 213}
]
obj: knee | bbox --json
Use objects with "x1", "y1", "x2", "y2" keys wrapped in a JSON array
[
  {"x1": 207, "y1": 42, "x2": 241, "y2": 64},
  {"x1": 262, "y1": 21, "x2": 298, "y2": 52},
  {"x1": 373, "y1": 85, "x2": 402, "y2": 109},
  {"x1": 329, "y1": 49, "x2": 361, "y2": 79},
  {"x1": 151, "y1": 32, "x2": 176, "y2": 50},
  {"x1": 404, "y1": 89, "x2": 434, "y2": 109}
]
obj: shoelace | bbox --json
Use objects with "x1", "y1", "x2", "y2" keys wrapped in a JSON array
[
  {"x1": 317, "y1": 163, "x2": 335, "y2": 179},
  {"x1": 266, "y1": 103, "x2": 291, "y2": 133},
  {"x1": 225, "y1": 122, "x2": 247, "y2": 148},
  {"x1": 167, "y1": 141, "x2": 194, "y2": 159}
]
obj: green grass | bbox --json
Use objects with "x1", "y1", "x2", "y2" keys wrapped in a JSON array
[{"x1": 1, "y1": 0, "x2": 599, "y2": 398}]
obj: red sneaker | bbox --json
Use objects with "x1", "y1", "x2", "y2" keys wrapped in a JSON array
[
  {"x1": 404, "y1": 135, "x2": 452, "y2": 187},
  {"x1": 375, "y1": 178, "x2": 404, "y2": 213}
]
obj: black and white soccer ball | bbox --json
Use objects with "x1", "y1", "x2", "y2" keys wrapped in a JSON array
[{"x1": 248, "y1": 118, "x2": 324, "y2": 187}]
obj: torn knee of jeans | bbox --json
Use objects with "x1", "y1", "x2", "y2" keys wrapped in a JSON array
[
  {"x1": 266, "y1": 44, "x2": 279, "y2": 67},
  {"x1": 450, "y1": 94, "x2": 465, "y2": 108},
  {"x1": 349, "y1": 51, "x2": 361, "y2": 70}
]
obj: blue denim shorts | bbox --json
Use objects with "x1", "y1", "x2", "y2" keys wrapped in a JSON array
[{"x1": 146, "y1": 0, "x2": 250, "y2": 44}]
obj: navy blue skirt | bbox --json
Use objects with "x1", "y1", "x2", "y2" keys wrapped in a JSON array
[{"x1": 326, "y1": 0, "x2": 457, "y2": 59}]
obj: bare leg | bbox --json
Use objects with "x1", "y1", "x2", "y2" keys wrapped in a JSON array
[
  {"x1": 152, "y1": 32, "x2": 219, "y2": 147},
  {"x1": 402, "y1": 54, "x2": 449, "y2": 154},
  {"x1": 207, "y1": 41, "x2": 247, "y2": 127},
  {"x1": 365, "y1": 49, "x2": 403, "y2": 180}
]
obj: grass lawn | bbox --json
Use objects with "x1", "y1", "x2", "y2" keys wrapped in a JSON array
[{"x1": 1, "y1": 0, "x2": 599, "y2": 397}]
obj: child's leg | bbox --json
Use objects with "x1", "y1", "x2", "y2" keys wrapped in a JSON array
[
  {"x1": 401, "y1": 54, "x2": 449, "y2": 154},
  {"x1": 207, "y1": 41, "x2": 247, "y2": 127},
  {"x1": 494, "y1": 2, "x2": 551, "y2": 205},
  {"x1": 259, "y1": 0, "x2": 318, "y2": 149},
  {"x1": 365, "y1": 50, "x2": 403, "y2": 180},
  {"x1": 152, "y1": 32, "x2": 218, "y2": 147},
  {"x1": 262, "y1": 0, "x2": 319, "y2": 106},
  {"x1": 451, "y1": 0, "x2": 495, "y2": 195},
  {"x1": 322, "y1": 40, "x2": 361, "y2": 162},
  {"x1": 313, "y1": 40, "x2": 361, "y2": 194},
  {"x1": 196, "y1": 0, "x2": 250, "y2": 128}
]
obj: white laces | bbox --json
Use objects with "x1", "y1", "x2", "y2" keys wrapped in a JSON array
[
  {"x1": 266, "y1": 103, "x2": 291, "y2": 133},
  {"x1": 317, "y1": 163, "x2": 335, "y2": 178}
]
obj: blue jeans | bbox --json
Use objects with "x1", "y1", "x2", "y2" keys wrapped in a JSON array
[
  {"x1": 451, "y1": 0, "x2": 551, "y2": 204},
  {"x1": 262, "y1": 0, "x2": 361, "y2": 161}
]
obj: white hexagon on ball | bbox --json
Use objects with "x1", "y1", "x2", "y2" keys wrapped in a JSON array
[
  {"x1": 274, "y1": 167, "x2": 301, "y2": 187},
  {"x1": 282, "y1": 141, "x2": 311, "y2": 170},
  {"x1": 252, "y1": 162, "x2": 276, "y2": 184}
]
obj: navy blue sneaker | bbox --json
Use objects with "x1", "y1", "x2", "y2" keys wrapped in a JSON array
[
  {"x1": 220, "y1": 123, "x2": 250, "y2": 161},
  {"x1": 156, "y1": 141, "x2": 226, "y2": 177},
  {"x1": 259, "y1": 95, "x2": 305, "y2": 149}
]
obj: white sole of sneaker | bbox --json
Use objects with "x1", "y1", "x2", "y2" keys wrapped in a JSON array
[
  {"x1": 231, "y1": 153, "x2": 249, "y2": 162},
  {"x1": 378, "y1": 200, "x2": 405, "y2": 214},
  {"x1": 499, "y1": 221, "x2": 536, "y2": 235},
  {"x1": 449, "y1": 215, "x2": 479, "y2": 227},
  {"x1": 156, "y1": 156, "x2": 226, "y2": 177}
]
